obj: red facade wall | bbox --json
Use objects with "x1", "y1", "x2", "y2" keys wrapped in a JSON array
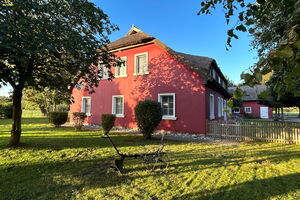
[
  {"x1": 233, "y1": 101, "x2": 272, "y2": 119},
  {"x1": 70, "y1": 43, "x2": 209, "y2": 134},
  {"x1": 205, "y1": 86, "x2": 227, "y2": 121}
]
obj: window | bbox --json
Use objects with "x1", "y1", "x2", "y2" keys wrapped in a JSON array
[
  {"x1": 82, "y1": 96, "x2": 91, "y2": 116},
  {"x1": 99, "y1": 64, "x2": 110, "y2": 79},
  {"x1": 218, "y1": 97, "x2": 222, "y2": 117},
  {"x1": 233, "y1": 108, "x2": 240, "y2": 114},
  {"x1": 75, "y1": 83, "x2": 84, "y2": 90},
  {"x1": 112, "y1": 95, "x2": 124, "y2": 117},
  {"x1": 210, "y1": 69, "x2": 213, "y2": 77},
  {"x1": 245, "y1": 107, "x2": 252, "y2": 114},
  {"x1": 115, "y1": 57, "x2": 127, "y2": 77},
  {"x1": 158, "y1": 93, "x2": 176, "y2": 120},
  {"x1": 134, "y1": 52, "x2": 148, "y2": 75},
  {"x1": 223, "y1": 99, "x2": 227, "y2": 116},
  {"x1": 221, "y1": 98, "x2": 224, "y2": 116},
  {"x1": 218, "y1": 76, "x2": 221, "y2": 84},
  {"x1": 210, "y1": 94, "x2": 214, "y2": 119}
]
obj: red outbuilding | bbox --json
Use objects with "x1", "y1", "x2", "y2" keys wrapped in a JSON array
[
  {"x1": 228, "y1": 85, "x2": 273, "y2": 119},
  {"x1": 70, "y1": 26, "x2": 230, "y2": 134}
]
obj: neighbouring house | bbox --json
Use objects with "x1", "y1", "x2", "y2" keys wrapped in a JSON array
[
  {"x1": 70, "y1": 26, "x2": 230, "y2": 134},
  {"x1": 228, "y1": 85, "x2": 273, "y2": 119}
]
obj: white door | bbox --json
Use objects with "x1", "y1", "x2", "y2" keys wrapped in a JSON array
[{"x1": 260, "y1": 107, "x2": 269, "y2": 119}]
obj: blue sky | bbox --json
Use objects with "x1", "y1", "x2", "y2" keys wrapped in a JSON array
[{"x1": 0, "y1": 0, "x2": 257, "y2": 96}]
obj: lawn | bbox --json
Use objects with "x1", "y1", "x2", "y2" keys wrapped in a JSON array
[{"x1": 0, "y1": 118, "x2": 300, "y2": 200}]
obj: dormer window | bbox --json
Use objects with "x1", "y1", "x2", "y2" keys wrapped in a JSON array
[{"x1": 134, "y1": 52, "x2": 148, "y2": 75}]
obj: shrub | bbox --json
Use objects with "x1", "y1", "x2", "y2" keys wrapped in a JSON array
[
  {"x1": 56, "y1": 104, "x2": 70, "y2": 112},
  {"x1": 101, "y1": 114, "x2": 116, "y2": 134},
  {"x1": 134, "y1": 100, "x2": 162, "y2": 139},
  {"x1": 72, "y1": 112, "x2": 87, "y2": 130},
  {"x1": 0, "y1": 103, "x2": 13, "y2": 118},
  {"x1": 48, "y1": 112, "x2": 68, "y2": 127}
]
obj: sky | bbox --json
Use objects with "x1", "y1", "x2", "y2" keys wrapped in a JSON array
[{"x1": 0, "y1": 0, "x2": 258, "y2": 96}]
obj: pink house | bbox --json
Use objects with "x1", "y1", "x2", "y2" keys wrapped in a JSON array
[
  {"x1": 228, "y1": 85, "x2": 273, "y2": 119},
  {"x1": 70, "y1": 26, "x2": 230, "y2": 134}
]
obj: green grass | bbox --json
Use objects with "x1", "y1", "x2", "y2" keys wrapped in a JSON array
[
  {"x1": 22, "y1": 110, "x2": 44, "y2": 118},
  {"x1": 0, "y1": 118, "x2": 300, "y2": 200}
]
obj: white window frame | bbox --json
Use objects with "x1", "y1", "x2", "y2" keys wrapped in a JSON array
[
  {"x1": 210, "y1": 94, "x2": 215, "y2": 120},
  {"x1": 212, "y1": 70, "x2": 216, "y2": 79},
  {"x1": 99, "y1": 64, "x2": 110, "y2": 80},
  {"x1": 244, "y1": 107, "x2": 252, "y2": 114},
  {"x1": 81, "y1": 96, "x2": 91, "y2": 116},
  {"x1": 218, "y1": 97, "x2": 221, "y2": 117},
  {"x1": 158, "y1": 93, "x2": 176, "y2": 120},
  {"x1": 112, "y1": 95, "x2": 125, "y2": 118},
  {"x1": 115, "y1": 56, "x2": 127, "y2": 78},
  {"x1": 134, "y1": 52, "x2": 149, "y2": 75},
  {"x1": 233, "y1": 108, "x2": 240, "y2": 114},
  {"x1": 223, "y1": 99, "x2": 227, "y2": 120},
  {"x1": 223, "y1": 99, "x2": 227, "y2": 116},
  {"x1": 221, "y1": 98, "x2": 224, "y2": 116}
]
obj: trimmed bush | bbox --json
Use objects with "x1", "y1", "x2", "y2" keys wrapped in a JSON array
[
  {"x1": 48, "y1": 112, "x2": 68, "y2": 127},
  {"x1": 101, "y1": 114, "x2": 116, "y2": 134},
  {"x1": 134, "y1": 100, "x2": 162, "y2": 139},
  {"x1": 72, "y1": 112, "x2": 87, "y2": 130},
  {"x1": 0, "y1": 103, "x2": 13, "y2": 118}
]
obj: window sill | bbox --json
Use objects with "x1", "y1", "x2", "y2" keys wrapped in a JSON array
[
  {"x1": 115, "y1": 114, "x2": 125, "y2": 118},
  {"x1": 162, "y1": 116, "x2": 177, "y2": 120},
  {"x1": 115, "y1": 75, "x2": 128, "y2": 78},
  {"x1": 133, "y1": 72, "x2": 149, "y2": 76}
]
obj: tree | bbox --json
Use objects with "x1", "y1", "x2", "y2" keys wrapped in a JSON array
[
  {"x1": 0, "y1": 95, "x2": 11, "y2": 103},
  {"x1": 227, "y1": 87, "x2": 244, "y2": 117},
  {"x1": 198, "y1": 0, "x2": 300, "y2": 98},
  {"x1": 23, "y1": 88, "x2": 69, "y2": 115},
  {"x1": 225, "y1": 75, "x2": 236, "y2": 87},
  {"x1": 258, "y1": 90, "x2": 283, "y2": 121},
  {"x1": 0, "y1": 0, "x2": 120, "y2": 146}
]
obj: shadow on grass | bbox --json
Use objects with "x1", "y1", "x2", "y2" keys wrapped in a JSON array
[
  {"x1": 174, "y1": 173, "x2": 300, "y2": 200},
  {"x1": 0, "y1": 157, "x2": 130, "y2": 200},
  {"x1": 0, "y1": 134, "x2": 169, "y2": 150},
  {"x1": 0, "y1": 117, "x2": 49, "y2": 125},
  {"x1": 130, "y1": 145, "x2": 300, "y2": 180}
]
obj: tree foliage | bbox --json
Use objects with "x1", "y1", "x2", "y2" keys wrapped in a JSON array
[
  {"x1": 198, "y1": 0, "x2": 300, "y2": 98},
  {"x1": 0, "y1": 0, "x2": 120, "y2": 146},
  {"x1": 23, "y1": 88, "x2": 69, "y2": 115},
  {"x1": 224, "y1": 75, "x2": 236, "y2": 87}
]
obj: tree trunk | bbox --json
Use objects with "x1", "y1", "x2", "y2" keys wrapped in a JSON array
[{"x1": 9, "y1": 87, "x2": 23, "y2": 147}]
